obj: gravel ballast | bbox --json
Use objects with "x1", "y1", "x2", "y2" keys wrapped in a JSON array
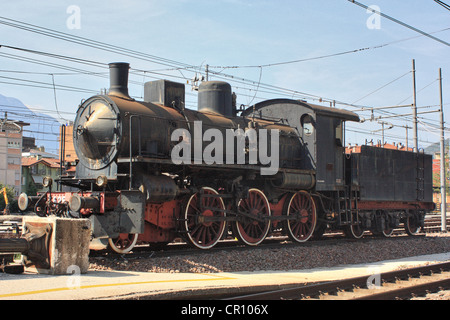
[{"x1": 89, "y1": 233, "x2": 450, "y2": 274}]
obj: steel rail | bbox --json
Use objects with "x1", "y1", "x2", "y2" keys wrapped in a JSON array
[{"x1": 224, "y1": 262, "x2": 450, "y2": 300}]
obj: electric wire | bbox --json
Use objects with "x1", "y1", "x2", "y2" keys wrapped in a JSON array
[
  {"x1": 352, "y1": 71, "x2": 412, "y2": 104},
  {"x1": 0, "y1": 15, "x2": 446, "y2": 150},
  {"x1": 0, "y1": 16, "x2": 196, "y2": 69},
  {"x1": 0, "y1": 16, "x2": 447, "y2": 113},
  {"x1": 1, "y1": 15, "x2": 445, "y2": 110},
  {"x1": 348, "y1": 0, "x2": 450, "y2": 47},
  {"x1": 434, "y1": 0, "x2": 450, "y2": 11}
]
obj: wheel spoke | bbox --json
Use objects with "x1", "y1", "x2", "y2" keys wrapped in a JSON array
[
  {"x1": 283, "y1": 192, "x2": 317, "y2": 243},
  {"x1": 233, "y1": 189, "x2": 271, "y2": 246},
  {"x1": 108, "y1": 233, "x2": 138, "y2": 254},
  {"x1": 183, "y1": 187, "x2": 226, "y2": 249}
]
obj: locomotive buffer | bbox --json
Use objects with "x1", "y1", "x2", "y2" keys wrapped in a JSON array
[{"x1": 0, "y1": 216, "x2": 90, "y2": 275}]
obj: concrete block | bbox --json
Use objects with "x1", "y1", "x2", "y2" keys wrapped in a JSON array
[{"x1": 22, "y1": 216, "x2": 91, "y2": 275}]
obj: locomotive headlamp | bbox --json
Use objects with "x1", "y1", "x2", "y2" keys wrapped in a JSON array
[
  {"x1": 96, "y1": 175, "x2": 108, "y2": 187},
  {"x1": 43, "y1": 176, "x2": 53, "y2": 188}
]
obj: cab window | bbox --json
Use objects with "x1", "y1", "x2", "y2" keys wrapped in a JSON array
[{"x1": 301, "y1": 114, "x2": 314, "y2": 136}]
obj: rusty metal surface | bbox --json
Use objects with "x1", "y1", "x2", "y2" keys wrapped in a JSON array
[
  {"x1": 21, "y1": 221, "x2": 53, "y2": 269},
  {"x1": 357, "y1": 200, "x2": 435, "y2": 211},
  {"x1": 0, "y1": 238, "x2": 29, "y2": 253},
  {"x1": 0, "y1": 221, "x2": 53, "y2": 270}
]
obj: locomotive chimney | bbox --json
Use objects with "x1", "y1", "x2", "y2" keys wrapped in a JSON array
[{"x1": 108, "y1": 62, "x2": 131, "y2": 99}]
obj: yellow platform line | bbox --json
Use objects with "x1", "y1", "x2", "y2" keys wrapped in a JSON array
[{"x1": 0, "y1": 273, "x2": 236, "y2": 299}]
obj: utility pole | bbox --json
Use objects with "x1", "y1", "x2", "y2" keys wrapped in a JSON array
[
  {"x1": 373, "y1": 121, "x2": 393, "y2": 145},
  {"x1": 406, "y1": 125, "x2": 409, "y2": 150},
  {"x1": 396, "y1": 124, "x2": 412, "y2": 150},
  {"x1": 412, "y1": 59, "x2": 418, "y2": 152},
  {"x1": 205, "y1": 64, "x2": 209, "y2": 82},
  {"x1": 439, "y1": 68, "x2": 447, "y2": 232}
]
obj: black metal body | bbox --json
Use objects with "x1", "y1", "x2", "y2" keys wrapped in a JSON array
[
  {"x1": 349, "y1": 145, "x2": 433, "y2": 202},
  {"x1": 242, "y1": 99, "x2": 360, "y2": 191}
]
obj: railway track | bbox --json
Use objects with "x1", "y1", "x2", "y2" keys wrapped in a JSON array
[
  {"x1": 1, "y1": 214, "x2": 449, "y2": 258},
  {"x1": 223, "y1": 262, "x2": 450, "y2": 300},
  {"x1": 94, "y1": 215, "x2": 449, "y2": 259},
  {"x1": 94, "y1": 230, "x2": 430, "y2": 262}
]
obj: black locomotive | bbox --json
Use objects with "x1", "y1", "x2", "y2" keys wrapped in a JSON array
[{"x1": 18, "y1": 62, "x2": 435, "y2": 253}]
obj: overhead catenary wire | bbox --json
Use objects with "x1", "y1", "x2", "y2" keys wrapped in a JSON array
[
  {"x1": 348, "y1": 0, "x2": 450, "y2": 47},
  {"x1": 0, "y1": 16, "x2": 196, "y2": 69},
  {"x1": 0, "y1": 44, "x2": 106, "y2": 68},
  {"x1": 204, "y1": 28, "x2": 450, "y2": 70},
  {"x1": 0, "y1": 46, "x2": 434, "y2": 115},
  {"x1": 352, "y1": 71, "x2": 412, "y2": 104},
  {"x1": 434, "y1": 0, "x2": 450, "y2": 11},
  {"x1": 1, "y1": 15, "x2": 447, "y2": 111},
  {"x1": 0, "y1": 15, "x2": 446, "y2": 150},
  {"x1": 50, "y1": 74, "x2": 70, "y2": 122},
  {"x1": 0, "y1": 74, "x2": 99, "y2": 94},
  {"x1": 0, "y1": 44, "x2": 327, "y2": 106},
  {"x1": 0, "y1": 15, "x2": 447, "y2": 120}
]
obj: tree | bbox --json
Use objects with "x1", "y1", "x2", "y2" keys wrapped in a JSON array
[
  {"x1": 433, "y1": 152, "x2": 450, "y2": 194},
  {"x1": 0, "y1": 184, "x2": 18, "y2": 213}
]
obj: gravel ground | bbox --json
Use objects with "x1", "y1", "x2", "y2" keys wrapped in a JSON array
[{"x1": 89, "y1": 233, "x2": 450, "y2": 274}]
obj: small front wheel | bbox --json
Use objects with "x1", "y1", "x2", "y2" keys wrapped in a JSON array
[{"x1": 108, "y1": 233, "x2": 138, "y2": 254}]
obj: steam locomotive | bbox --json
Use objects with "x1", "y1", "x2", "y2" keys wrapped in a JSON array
[{"x1": 18, "y1": 63, "x2": 435, "y2": 253}]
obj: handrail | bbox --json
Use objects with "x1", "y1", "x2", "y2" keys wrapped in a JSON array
[{"x1": 128, "y1": 114, "x2": 142, "y2": 190}]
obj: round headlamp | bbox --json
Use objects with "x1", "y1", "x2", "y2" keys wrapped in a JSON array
[
  {"x1": 96, "y1": 175, "x2": 108, "y2": 187},
  {"x1": 43, "y1": 176, "x2": 53, "y2": 188}
]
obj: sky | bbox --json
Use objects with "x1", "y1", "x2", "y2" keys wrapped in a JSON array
[{"x1": 0, "y1": 0, "x2": 449, "y2": 153}]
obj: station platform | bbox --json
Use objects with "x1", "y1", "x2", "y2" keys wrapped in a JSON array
[{"x1": 0, "y1": 252, "x2": 449, "y2": 300}]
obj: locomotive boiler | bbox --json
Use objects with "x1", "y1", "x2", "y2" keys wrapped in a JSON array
[{"x1": 18, "y1": 62, "x2": 435, "y2": 253}]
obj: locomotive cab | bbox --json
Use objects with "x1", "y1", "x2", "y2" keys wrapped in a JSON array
[{"x1": 242, "y1": 99, "x2": 360, "y2": 191}]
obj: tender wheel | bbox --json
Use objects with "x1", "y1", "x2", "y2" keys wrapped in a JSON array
[
  {"x1": 381, "y1": 227, "x2": 394, "y2": 237},
  {"x1": 108, "y1": 233, "x2": 138, "y2": 254},
  {"x1": 381, "y1": 214, "x2": 394, "y2": 237},
  {"x1": 374, "y1": 210, "x2": 394, "y2": 237},
  {"x1": 344, "y1": 223, "x2": 365, "y2": 239},
  {"x1": 283, "y1": 191, "x2": 317, "y2": 243},
  {"x1": 233, "y1": 188, "x2": 271, "y2": 246},
  {"x1": 183, "y1": 187, "x2": 226, "y2": 249},
  {"x1": 405, "y1": 210, "x2": 421, "y2": 235}
]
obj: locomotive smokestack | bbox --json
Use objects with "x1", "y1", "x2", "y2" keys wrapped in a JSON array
[{"x1": 108, "y1": 62, "x2": 131, "y2": 99}]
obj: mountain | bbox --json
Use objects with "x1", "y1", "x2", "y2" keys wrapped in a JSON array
[
  {"x1": 423, "y1": 139, "x2": 450, "y2": 156},
  {"x1": 0, "y1": 93, "x2": 61, "y2": 155}
]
